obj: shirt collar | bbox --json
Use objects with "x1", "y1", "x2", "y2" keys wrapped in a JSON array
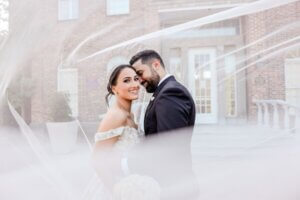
[{"x1": 158, "y1": 74, "x2": 172, "y2": 86}]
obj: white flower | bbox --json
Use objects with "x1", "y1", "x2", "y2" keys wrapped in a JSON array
[{"x1": 113, "y1": 174, "x2": 161, "y2": 200}]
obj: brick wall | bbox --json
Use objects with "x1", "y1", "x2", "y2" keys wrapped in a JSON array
[
  {"x1": 244, "y1": 1, "x2": 300, "y2": 121},
  {"x1": 23, "y1": 0, "x2": 159, "y2": 123},
  {"x1": 6, "y1": 0, "x2": 300, "y2": 125}
]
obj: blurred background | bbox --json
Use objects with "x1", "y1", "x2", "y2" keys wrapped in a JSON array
[{"x1": 0, "y1": 0, "x2": 300, "y2": 199}]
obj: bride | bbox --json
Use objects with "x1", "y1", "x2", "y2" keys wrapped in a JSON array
[{"x1": 92, "y1": 64, "x2": 160, "y2": 200}]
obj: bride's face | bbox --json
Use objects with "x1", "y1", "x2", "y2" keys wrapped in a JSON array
[{"x1": 113, "y1": 68, "x2": 140, "y2": 101}]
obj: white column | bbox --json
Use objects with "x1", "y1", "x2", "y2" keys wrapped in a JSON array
[{"x1": 272, "y1": 102, "x2": 280, "y2": 130}]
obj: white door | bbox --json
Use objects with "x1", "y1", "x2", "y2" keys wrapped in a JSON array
[{"x1": 188, "y1": 48, "x2": 218, "y2": 124}]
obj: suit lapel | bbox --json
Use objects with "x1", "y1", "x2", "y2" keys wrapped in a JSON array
[{"x1": 145, "y1": 76, "x2": 175, "y2": 116}]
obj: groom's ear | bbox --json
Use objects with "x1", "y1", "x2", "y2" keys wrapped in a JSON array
[{"x1": 152, "y1": 60, "x2": 160, "y2": 71}]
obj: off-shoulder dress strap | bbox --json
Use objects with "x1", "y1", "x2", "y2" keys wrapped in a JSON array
[{"x1": 94, "y1": 126, "x2": 125, "y2": 142}]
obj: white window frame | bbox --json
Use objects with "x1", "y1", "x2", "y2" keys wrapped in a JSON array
[
  {"x1": 106, "y1": 0, "x2": 130, "y2": 16},
  {"x1": 224, "y1": 55, "x2": 238, "y2": 117},
  {"x1": 188, "y1": 48, "x2": 218, "y2": 124},
  {"x1": 57, "y1": 68, "x2": 78, "y2": 117},
  {"x1": 58, "y1": 0, "x2": 79, "y2": 21},
  {"x1": 285, "y1": 59, "x2": 300, "y2": 105}
]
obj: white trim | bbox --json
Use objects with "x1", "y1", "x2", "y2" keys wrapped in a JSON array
[
  {"x1": 168, "y1": 28, "x2": 237, "y2": 39},
  {"x1": 285, "y1": 58, "x2": 300, "y2": 64},
  {"x1": 158, "y1": 3, "x2": 249, "y2": 13},
  {"x1": 224, "y1": 55, "x2": 238, "y2": 117}
]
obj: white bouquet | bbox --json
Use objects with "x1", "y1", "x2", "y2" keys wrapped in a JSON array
[{"x1": 113, "y1": 174, "x2": 161, "y2": 200}]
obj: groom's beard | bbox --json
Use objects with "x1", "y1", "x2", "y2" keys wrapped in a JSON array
[{"x1": 143, "y1": 71, "x2": 160, "y2": 93}]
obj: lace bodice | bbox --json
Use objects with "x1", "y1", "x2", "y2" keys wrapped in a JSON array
[
  {"x1": 94, "y1": 127, "x2": 160, "y2": 200},
  {"x1": 95, "y1": 126, "x2": 142, "y2": 151}
]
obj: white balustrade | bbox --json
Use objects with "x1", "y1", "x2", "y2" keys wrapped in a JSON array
[
  {"x1": 253, "y1": 99, "x2": 300, "y2": 133},
  {"x1": 282, "y1": 104, "x2": 290, "y2": 130},
  {"x1": 255, "y1": 102, "x2": 263, "y2": 126},
  {"x1": 271, "y1": 102, "x2": 280, "y2": 130},
  {"x1": 262, "y1": 103, "x2": 270, "y2": 127}
]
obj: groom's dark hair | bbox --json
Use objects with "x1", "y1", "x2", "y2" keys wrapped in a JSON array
[{"x1": 129, "y1": 50, "x2": 165, "y2": 68}]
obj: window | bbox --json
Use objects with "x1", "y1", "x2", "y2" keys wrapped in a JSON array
[
  {"x1": 106, "y1": 56, "x2": 128, "y2": 76},
  {"x1": 57, "y1": 68, "x2": 78, "y2": 117},
  {"x1": 58, "y1": 0, "x2": 79, "y2": 21},
  {"x1": 107, "y1": 0, "x2": 130, "y2": 16},
  {"x1": 285, "y1": 59, "x2": 300, "y2": 105},
  {"x1": 0, "y1": 0, "x2": 9, "y2": 36},
  {"x1": 224, "y1": 55, "x2": 237, "y2": 117},
  {"x1": 169, "y1": 48, "x2": 182, "y2": 83}
]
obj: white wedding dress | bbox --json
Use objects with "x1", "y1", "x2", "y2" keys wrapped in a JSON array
[{"x1": 94, "y1": 126, "x2": 161, "y2": 200}]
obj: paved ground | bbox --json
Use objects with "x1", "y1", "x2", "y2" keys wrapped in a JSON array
[{"x1": 0, "y1": 125, "x2": 299, "y2": 200}]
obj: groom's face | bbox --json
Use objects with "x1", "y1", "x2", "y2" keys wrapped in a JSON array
[{"x1": 132, "y1": 59, "x2": 160, "y2": 93}]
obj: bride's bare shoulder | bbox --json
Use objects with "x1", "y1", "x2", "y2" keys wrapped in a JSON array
[{"x1": 97, "y1": 108, "x2": 127, "y2": 132}]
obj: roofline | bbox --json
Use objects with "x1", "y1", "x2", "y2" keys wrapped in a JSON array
[{"x1": 158, "y1": 3, "x2": 250, "y2": 13}]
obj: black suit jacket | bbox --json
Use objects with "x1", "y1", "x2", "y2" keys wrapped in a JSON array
[
  {"x1": 144, "y1": 75, "x2": 196, "y2": 135},
  {"x1": 129, "y1": 76, "x2": 199, "y2": 200}
]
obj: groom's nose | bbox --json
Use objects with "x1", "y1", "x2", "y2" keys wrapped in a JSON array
[{"x1": 138, "y1": 77, "x2": 144, "y2": 84}]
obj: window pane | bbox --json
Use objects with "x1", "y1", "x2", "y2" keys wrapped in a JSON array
[
  {"x1": 107, "y1": 0, "x2": 129, "y2": 16},
  {"x1": 58, "y1": 0, "x2": 79, "y2": 21}
]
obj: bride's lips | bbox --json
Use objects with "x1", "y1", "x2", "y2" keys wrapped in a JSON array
[{"x1": 129, "y1": 89, "x2": 139, "y2": 95}]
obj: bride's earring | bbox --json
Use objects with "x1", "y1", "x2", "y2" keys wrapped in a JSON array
[
  {"x1": 113, "y1": 91, "x2": 119, "y2": 96},
  {"x1": 112, "y1": 88, "x2": 117, "y2": 96}
]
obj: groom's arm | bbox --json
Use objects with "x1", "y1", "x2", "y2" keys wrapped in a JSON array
[{"x1": 155, "y1": 87, "x2": 192, "y2": 133}]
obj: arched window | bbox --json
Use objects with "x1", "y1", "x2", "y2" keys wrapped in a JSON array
[{"x1": 106, "y1": 56, "x2": 128, "y2": 76}]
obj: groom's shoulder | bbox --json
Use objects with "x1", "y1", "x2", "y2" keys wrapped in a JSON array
[{"x1": 162, "y1": 79, "x2": 190, "y2": 95}]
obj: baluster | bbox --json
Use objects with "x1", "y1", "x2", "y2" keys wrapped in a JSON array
[
  {"x1": 272, "y1": 102, "x2": 280, "y2": 130},
  {"x1": 263, "y1": 103, "x2": 270, "y2": 128},
  {"x1": 282, "y1": 104, "x2": 290, "y2": 131},
  {"x1": 256, "y1": 103, "x2": 263, "y2": 126}
]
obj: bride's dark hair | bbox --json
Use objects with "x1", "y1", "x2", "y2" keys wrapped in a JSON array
[{"x1": 105, "y1": 64, "x2": 136, "y2": 106}]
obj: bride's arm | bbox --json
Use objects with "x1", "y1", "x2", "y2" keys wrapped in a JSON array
[{"x1": 92, "y1": 110, "x2": 127, "y2": 191}]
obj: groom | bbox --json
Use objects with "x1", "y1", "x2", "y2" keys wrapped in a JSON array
[
  {"x1": 130, "y1": 49, "x2": 195, "y2": 134},
  {"x1": 129, "y1": 50, "x2": 199, "y2": 200}
]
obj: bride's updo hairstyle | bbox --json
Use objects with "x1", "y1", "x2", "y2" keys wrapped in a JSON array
[{"x1": 105, "y1": 64, "x2": 136, "y2": 106}]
